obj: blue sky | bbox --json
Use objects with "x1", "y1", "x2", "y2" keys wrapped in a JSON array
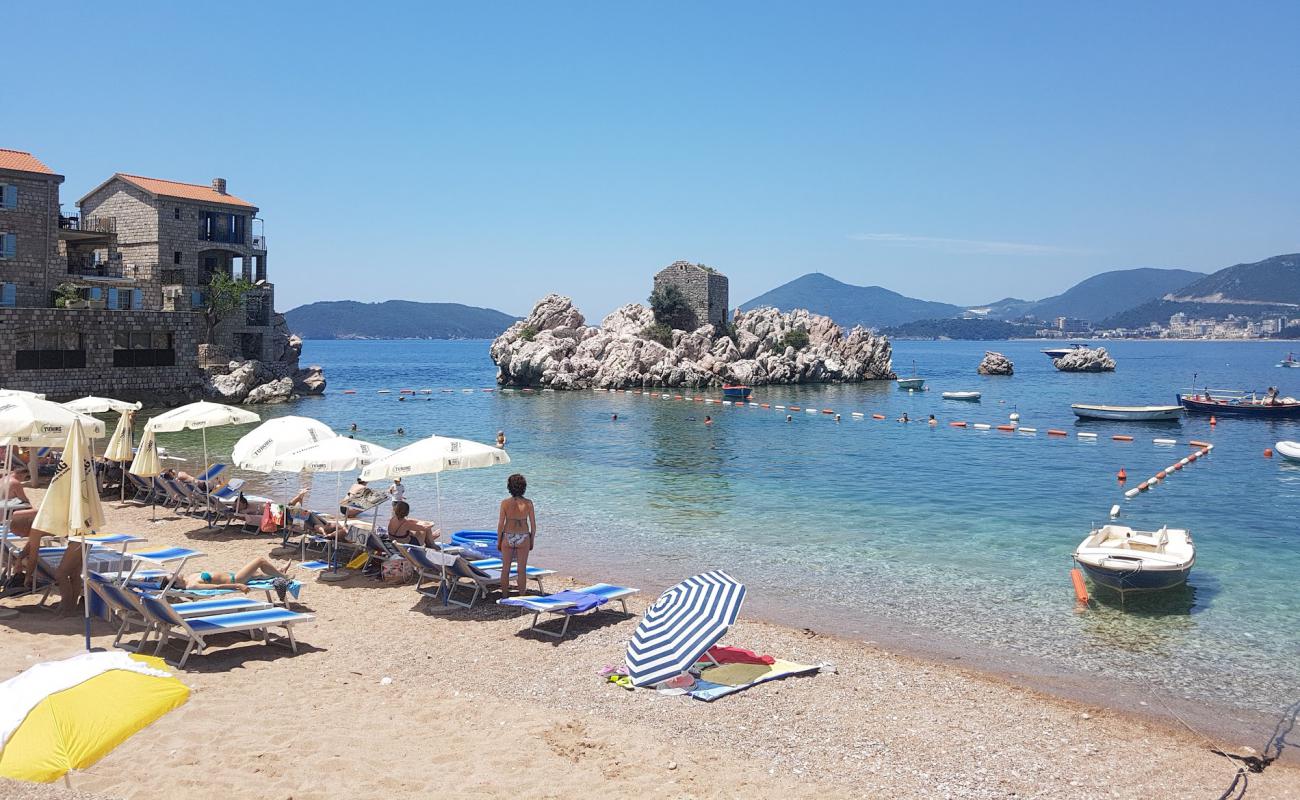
[{"x1": 8, "y1": 2, "x2": 1298, "y2": 317}]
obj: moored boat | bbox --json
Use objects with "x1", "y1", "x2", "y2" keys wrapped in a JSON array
[
  {"x1": 1073, "y1": 524, "x2": 1195, "y2": 594},
  {"x1": 1279, "y1": 352, "x2": 1300, "y2": 368},
  {"x1": 896, "y1": 360, "x2": 925, "y2": 391},
  {"x1": 1070, "y1": 403, "x2": 1182, "y2": 421},
  {"x1": 1276, "y1": 441, "x2": 1300, "y2": 463},
  {"x1": 1177, "y1": 388, "x2": 1300, "y2": 418},
  {"x1": 1041, "y1": 343, "x2": 1087, "y2": 360},
  {"x1": 941, "y1": 391, "x2": 981, "y2": 401},
  {"x1": 721, "y1": 384, "x2": 752, "y2": 400}
]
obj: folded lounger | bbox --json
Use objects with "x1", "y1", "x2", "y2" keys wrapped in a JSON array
[
  {"x1": 498, "y1": 583, "x2": 639, "y2": 638},
  {"x1": 138, "y1": 592, "x2": 314, "y2": 668}
]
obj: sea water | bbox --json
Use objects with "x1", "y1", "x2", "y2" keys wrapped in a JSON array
[{"x1": 157, "y1": 339, "x2": 1300, "y2": 718}]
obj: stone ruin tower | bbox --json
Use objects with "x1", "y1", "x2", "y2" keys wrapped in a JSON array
[{"x1": 652, "y1": 260, "x2": 729, "y2": 331}]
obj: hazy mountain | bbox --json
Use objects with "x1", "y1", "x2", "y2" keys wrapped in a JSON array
[
  {"x1": 739, "y1": 273, "x2": 963, "y2": 328},
  {"x1": 881, "y1": 318, "x2": 1040, "y2": 340},
  {"x1": 1101, "y1": 255, "x2": 1300, "y2": 329},
  {"x1": 285, "y1": 300, "x2": 517, "y2": 340},
  {"x1": 995, "y1": 268, "x2": 1205, "y2": 322}
]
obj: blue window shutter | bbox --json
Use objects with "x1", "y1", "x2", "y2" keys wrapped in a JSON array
[
  {"x1": 1, "y1": 233, "x2": 14, "y2": 259},
  {"x1": 132, "y1": 288, "x2": 143, "y2": 309},
  {"x1": 89, "y1": 287, "x2": 102, "y2": 300},
  {"x1": 1, "y1": 284, "x2": 15, "y2": 307},
  {"x1": 107, "y1": 287, "x2": 118, "y2": 308},
  {"x1": 1, "y1": 185, "x2": 15, "y2": 209},
  {"x1": 191, "y1": 290, "x2": 202, "y2": 309}
]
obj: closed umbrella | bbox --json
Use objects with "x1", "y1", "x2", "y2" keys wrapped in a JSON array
[
  {"x1": 625, "y1": 571, "x2": 747, "y2": 687},
  {"x1": 32, "y1": 419, "x2": 105, "y2": 651},
  {"x1": 231, "y1": 415, "x2": 336, "y2": 473},
  {"x1": 103, "y1": 410, "x2": 136, "y2": 503},
  {"x1": 146, "y1": 402, "x2": 260, "y2": 526},
  {"x1": 128, "y1": 426, "x2": 163, "y2": 522},
  {"x1": 360, "y1": 435, "x2": 510, "y2": 532}
]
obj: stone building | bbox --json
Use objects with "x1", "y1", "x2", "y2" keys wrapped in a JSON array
[
  {"x1": 652, "y1": 261, "x2": 729, "y2": 331},
  {"x1": 0, "y1": 146, "x2": 299, "y2": 401}
]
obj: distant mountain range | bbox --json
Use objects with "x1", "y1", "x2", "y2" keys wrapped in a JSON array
[
  {"x1": 1101, "y1": 255, "x2": 1300, "y2": 329},
  {"x1": 741, "y1": 267, "x2": 1206, "y2": 329},
  {"x1": 285, "y1": 300, "x2": 517, "y2": 340}
]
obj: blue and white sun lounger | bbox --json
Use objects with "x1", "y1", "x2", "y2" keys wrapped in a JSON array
[
  {"x1": 138, "y1": 593, "x2": 314, "y2": 667},
  {"x1": 498, "y1": 583, "x2": 639, "y2": 638},
  {"x1": 89, "y1": 572, "x2": 272, "y2": 649},
  {"x1": 468, "y1": 558, "x2": 555, "y2": 593}
]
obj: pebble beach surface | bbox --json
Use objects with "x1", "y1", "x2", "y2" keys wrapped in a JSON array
[{"x1": 2, "y1": 494, "x2": 1297, "y2": 799}]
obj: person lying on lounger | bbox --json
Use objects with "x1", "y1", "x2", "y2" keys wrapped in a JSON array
[
  {"x1": 174, "y1": 556, "x2": 291, "y2": 591},
  {"x1": 386, "y1": 501, "x2": 439, "y2": 547},
  {"x1": 164, "y1": 468, "x2": 226, "y2": 492}
]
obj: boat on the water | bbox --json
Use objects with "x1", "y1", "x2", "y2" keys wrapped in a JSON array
[
  {"x1": 1177, "y1": 388, "x2": 1300, "y2": 418},
  {"x1": 896, "y1": 360, "x2": 925, "y2": 391},
  {"x1": 1073, "y1": 524, "x2": 1195, "y2": 594},
  {"x1": 1279, "y1": 352, "x2": 1300, "y2": 368},
  {"x1": 1070, "y1": 403, "x2": 1182, "y2": 421},
  {"x1": 1041, "y1": 343, "x2": 1088, "y2": 360},
  {"x1": 721, "y1": 384, "x2": 752, "y2": 400},
  {"x1": 1276, "y1": 441, "x2": 1300, "y2": 463},
  {"x1": 941, "y1": 391, "x2": 981, "y2": 401}
]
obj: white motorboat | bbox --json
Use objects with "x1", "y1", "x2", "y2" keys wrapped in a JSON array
[
  {"x1": 1042, "y1": 343, "x2": 1088, "y2": 360},
  {"x1": 1276, "y1": 441, "x2": 1300, "y2": 463},
  {"x1": 941, "y1": 391, "x2": 981, "y2": 401},
  {"x1": 1070, "y1": 403, "x2": 1182, "y2": 421},
  {"x1": 896, "y1": 359, "x2": 925, "y2": 391},
  {"x1": 1279, "y1": 352, "x2": 1300, "y2": 368},
  {"x1": 1073, "y1": 524, "x2": 1195, "y2": 594}
]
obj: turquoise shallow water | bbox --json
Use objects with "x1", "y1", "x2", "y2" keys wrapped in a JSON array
[{"x1": 156, "y1": 339, "x2": 1300, "y2": 717}]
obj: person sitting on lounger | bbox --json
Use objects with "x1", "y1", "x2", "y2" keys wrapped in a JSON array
[
  {"x1": 175, "y1": 556, "x2": 291, "y2": 591},
  {"x1": 386, "y1": 501, "x2": 438, "y2": 547},
  {"x1": 338, "y1": 479, "x2": 370, "y2": 519},
  {"x1": 497, "y1": 473, "x2": 536, "y2": 596}
]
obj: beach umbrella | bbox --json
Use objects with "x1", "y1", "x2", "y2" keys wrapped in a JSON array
[
  {"x1": 33, "y1": 419, "x2": 105, "y2": 651},
  {"x1": 0, "y1": 652, "x2": 188, "y2": 783},
  {"x1": 272, "y1": 436, "x2": 392, "y2": 473},
  {"x1": 129, "y1": 426, "x2": 163, "y2": 522},
  {"x1": 625, "y1": 571, "x2": 747, "y2": 687},
  {"x1": 360, "y1": 435, "x2": 510, "y2": 531},
  {"x1": 61, "y1": 396, "x2": 141, "y2": 415},
  {"x1": 103, "y1": 410, "x2": 138, "y2": 504},
  {"x1": 231, "y1": 415, "x2": 337, "y2": 473},
  {"x1": 0, "y1": 393, "x2": 107, "y2": 442},
  {"x1": 146, "y1": 402, "x2": 260, "y2": 526}
]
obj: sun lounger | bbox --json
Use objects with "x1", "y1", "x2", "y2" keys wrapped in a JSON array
[
  {"x1": 468, "y1": 558, "x2": 555, "y2": 593},
  {"x1": 393, "y1": 543, "x2": 455, "y2": 600},
  {"x1": 88, "y1": 572, "x2": 273, "y2": 649},
  {"x1": 137, "y1": 592, "x2": 314, "y2": 667},
  {"x1": 123, "y1": 546, "x2": 204, "y2": 594},
  {"x1": 497, "y1": 583, "x2": 639, "y2": 638}
]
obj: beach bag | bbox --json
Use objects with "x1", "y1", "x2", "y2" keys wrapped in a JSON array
[
  {"x1": 259, "y1": 503, "x2": 283, "y2": 533},
  {"x1": 381, "y1": 556, "x2": 414, "y2": 584}
]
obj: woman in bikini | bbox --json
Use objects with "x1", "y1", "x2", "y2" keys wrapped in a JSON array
[
  {"x1": 496, "y1": 473, "x2": 536, "y2": 596},
  {"x1": 175, "y1": 556, "x2": 290, "y2": 592},
  {"x1": 386, "y1": 501, "x2": 438, "y2": 547}
]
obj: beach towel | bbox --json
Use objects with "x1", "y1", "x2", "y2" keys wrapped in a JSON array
[
  {"x1": 0, "y1": 652, "x2": 171, "y2": 750},
  {"x1": 687, "y1": 659, "x2": 819, "y2": 702},
  {"x1": 498, "y1": 589, "x2": 608, "y2": 614},
  {"x1": 130, "y1": 577, "x2": 304, "y2": 600},
  {"x1": 701, "y1": 646, "x2": 776, "y2": 666}
]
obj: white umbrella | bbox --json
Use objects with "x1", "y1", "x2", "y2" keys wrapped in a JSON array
[
  {"x1": 129, "y1": 426, "x2": 163, "y2": 522},
  {"x1": 32, "y1": 419, "x2": 105, "y2": 650},
  {"x1": 146, "y1": 401, "x2": 260, "y2": 526},
  {"x1": 273, "y1": 437, "x2": 392, "y2": 473},
  {"x1": 360, "y1": 435, "x2": 510, "y2": 531},
  {"x1": 232, "y1": 416, "x2": 337, "y2": 473},
  {"x1": 61, "y1": 396, "x2": 142, "y2": 415},
  {"x1": 103, "y1": 410, "x2": 137, "y2": 503}
]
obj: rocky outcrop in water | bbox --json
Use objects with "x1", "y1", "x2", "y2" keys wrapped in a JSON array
[
  {"x1": 490, "y1": 294, "x2": 895, "y2": 389},
  {"x1": 978, "y1": 351, "x2": 1014, "y2": 376},
  {"x1": 1053, "y1": 346, "x2": 1116, "y2": 372},
  {"x1": 200, "y1": 316, "x2": 327, "y2": 404}
]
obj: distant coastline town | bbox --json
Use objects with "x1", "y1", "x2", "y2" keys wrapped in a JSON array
[{"x1": 1027, "y1": 311, "x2": 1299, "y2": 341}]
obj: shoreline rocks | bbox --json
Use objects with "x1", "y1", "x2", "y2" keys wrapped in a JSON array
[
  {"x1": 1053, "y1": 346, "x2": 1116, "y2": 372},
  {"x1": 490, "y1": 294, "x2": 896, "y2": 389},
  {"x1": 201, "y1": 318, "x2": 327, "y2": 404},
  {"x1": 977, "y1": 351, "x2": 1014, "y2": 376}
]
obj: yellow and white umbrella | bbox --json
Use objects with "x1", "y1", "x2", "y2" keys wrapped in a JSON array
[
  {"x1": 32, "y1": 419, "x2": 105, "y2": 649},
  {"x1": 103, "y1": 410, "x2": 137, "y2": 503},
  {"x1": 129, "y1": 427, "x2": 163, "y2": 522},
  {"x1": 146, "y1": 401, "x2": 259, "y2": 526}
]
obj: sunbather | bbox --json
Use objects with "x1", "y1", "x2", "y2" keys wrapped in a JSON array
[
  {"x1": 175, "y1": 556, "x2": 291, "y2": 591},
  {"x1": 386, "y1": 501, "x2": 438, "y2": 546},
  {"x1": 338, "y1": 479, "x2": 370, "y2": 519},
  {"x1": 164, "y1": 467, "x2": 225, "y2": 492},
  {"x1": 497, "y1": 473, "x2": 536, "y2": 596}
]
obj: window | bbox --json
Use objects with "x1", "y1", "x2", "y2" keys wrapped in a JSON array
[
  {"x1": 113, "y1": 330, "x2": 175, "y2": 367},
  {"x1": 0, "y1": 233, "x2": 14, "y2": 260},
  {"x1": 0, "y1": 184, "x2": 15, "y2": 209},
  {"x1": 0, "y1": 283, "x2": 15, "y2": 307},
  {"x1": 173, "y1": 207, "x2": 181, "y2": 220},
  {"x1": 15, "y1": 330, "x2": 86, "y2": 370},
  {"x1": 173, "y1": 251, "x2": 182, "y2": 265}
]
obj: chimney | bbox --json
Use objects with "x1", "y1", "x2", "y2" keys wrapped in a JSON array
[{"x1": 212, "y1": 177, "x2": 227, "y2": 195}]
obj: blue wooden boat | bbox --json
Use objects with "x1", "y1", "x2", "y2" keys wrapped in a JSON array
[
  {"x1": 1177, "y1": 388, "x2": 1300, "y2": 419},
  {"x1": 721, "y1": 385, "x2": 752, "y2": 400},
  {"x1": 1073, "y1": 524, "x2": 1194, "y2": 595}
]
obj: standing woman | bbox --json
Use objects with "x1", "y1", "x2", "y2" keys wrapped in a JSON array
[{"x1": 496, "y1": 473, "x2": 536, "y2": 596}]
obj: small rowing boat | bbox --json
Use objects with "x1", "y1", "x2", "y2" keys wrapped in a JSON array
[
  {"x1": 1178, "y1": 388, "x2": 1300, "y2": 419},
  {"x1": 721, "y1": 385, "x2": 752, "y2": 400},
  {"x1": 941, "y1": 391, "x2": 981, "y2": 401},
  {"x1": 896, "y1": 360, "x2": 925, "y2": 391},
  {"x1": 1070, "y1": 403, "x2": 1182, "y2": 421},
  {"x1": 1276, "y1": 441, "x2": 1300, "y2": 463},
  {"x1": 1073, "y1": 524, "x2": 1195, "y2": 594}
]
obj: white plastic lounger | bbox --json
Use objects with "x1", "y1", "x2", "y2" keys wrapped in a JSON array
[
  {"x1": 138, "y1": 593, "x2": 313, "y2": 667},
  {"x1": 497, "y1": 583, "x2": 639, "y2": 638}
]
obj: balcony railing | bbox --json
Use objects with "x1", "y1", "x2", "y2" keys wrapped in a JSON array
[
  {"x1": 251, "y1": 234, "x2": 267, "y2": 250},
  {"x1": 160, "y1": 268, "x2": 186, "y2": 285},
  {"x1": 59, "y1": 215, "x2": 116, "y2": 234},
  {"x1": 67, "y1": 258, "x2": 124, "y2": 279}
]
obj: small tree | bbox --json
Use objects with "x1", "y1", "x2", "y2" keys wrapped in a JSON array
[
  {"x1": 780, "y1": 328, "x2": 810, "y2": 351},
  {"x1": 648, "y1": 284, "x2": 692, "y2": 330},
  {"x1": 201, "y1": 271, "x2": 254, "y2": 345},
  {"x1": 53, "y1": 282, "x2": 82, "y2": 309}
]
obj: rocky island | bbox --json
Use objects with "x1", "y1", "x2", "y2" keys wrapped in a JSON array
[{"x1": 1053, "y1": 346, "x2": 1117, "y2": 372}]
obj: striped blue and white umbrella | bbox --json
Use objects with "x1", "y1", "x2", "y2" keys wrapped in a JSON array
[{"x1": 625, "y1": 571, "x2": 746, "y2": 687}]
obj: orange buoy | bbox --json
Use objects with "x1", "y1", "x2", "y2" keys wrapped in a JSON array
[
  {"x1": 760, "y1": 403, "x2": 770, "y2": 409},
  {"x1": 341, "y1": 390, "x2": 356, "y2": 395},
  {"x1": 950, "y1": 421, "x2": 967, "y2": 428},
  {"x1": 1071, "y1": 568, "x2": 1090, "y2": 604},
  {"x1": 1188, "y1": 452, "x2": 1198, "y2": 462},
  {"x1": 872, "y1": 413, "x2": 885, "y2": 420},
  {"x1": 1265, "y1": 448, "x2": 1273, "y2": 458},
  {"x1": 822, "y1": 409, "x2": 835, "y2": 414},
  {"x1": 1156, "y1": 470, "x2": 1167, "y2": 480},
  {"x1": 1112, "y1": 435, "x2": 1133, "y2": 442},
  {"x1": 1209, "y1": 416, "x2": 1217, "y2": 426},
  {"x1": 996, "y1": 424, "x2": 1016, "y2": 431},
  {"x1": 1138, "y1": 481, "x2": 1150, "y2": 491},
  {"x1": 790, "y1": 406, "x2": 802, "y2": 412},
  {"x1": 1047, "y1": 429, "x2": 1068, "y2": 436},
  {"x1": 1173, "y1": 462, "x2": 1183, "y2": 470},
  {"x1": 1117, "y1": 468, "x2": 1127, "y2": 482},
  {"x1": 1188, "y1": 440, "x2": 1212, "y2": 448}
]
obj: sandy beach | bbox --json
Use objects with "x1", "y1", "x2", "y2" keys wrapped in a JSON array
[{"x1": 2, "y1": 492, "x2": 1297, "y2": 800}]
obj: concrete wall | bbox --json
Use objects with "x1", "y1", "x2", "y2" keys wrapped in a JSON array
[
  {"x1": 0, "y1": 307, "x2": 202, "y2": 401},
  {"x1": 653, "y1": 261, "x2": 730, "y2": 330},
  {"x1": 0, "y1": 170, "x2": 63, "y2": 307}
]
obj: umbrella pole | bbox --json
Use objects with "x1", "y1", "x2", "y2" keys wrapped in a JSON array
[
  {"x1": 202, "y1": 427, "x2": 211, "y2": 527},
  {"x1": 81, "y1": 530, "x2": 91, "y2": 651},
  {"x1": 436, "y1": 472, "x2": 443, "y2": 537},
  {"x1": 1, "y1": 445, "x2": 11, "y2": 583}
]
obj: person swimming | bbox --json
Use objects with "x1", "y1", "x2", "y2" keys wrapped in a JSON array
[
  {"x1": 898, "y1": 413, "x2": 910, "y2": 423},
  {"x1": 928, "y1": 414, "x2": 937, "y2": 426},
  {"x1": 396, "y1": 427, "x2": 406, "y2": 435},
  {"x1": 786, "y1": 415, "x2": 793, "y2": 422},
  {"x1": 704, "y1": 415, "x2": 712, "y2": 425}
]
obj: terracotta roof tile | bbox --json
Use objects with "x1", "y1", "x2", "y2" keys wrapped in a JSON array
[
  {"x1": 116, "y1": 173, "x2": 255, "y2": 208},
  {"x1": 0, "y1": 148, "x2": 56, "y2": 175}
]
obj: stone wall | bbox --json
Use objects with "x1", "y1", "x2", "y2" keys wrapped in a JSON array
[
  {"x1": 0, "y1": 307, "x2": 203, "y2": 402},
  {"x1": 0, "y1": 170, "x2": 63, "y2": 307},
  {"x1": 653, "y1": 261, "x2": 729, "y2": 330}
]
